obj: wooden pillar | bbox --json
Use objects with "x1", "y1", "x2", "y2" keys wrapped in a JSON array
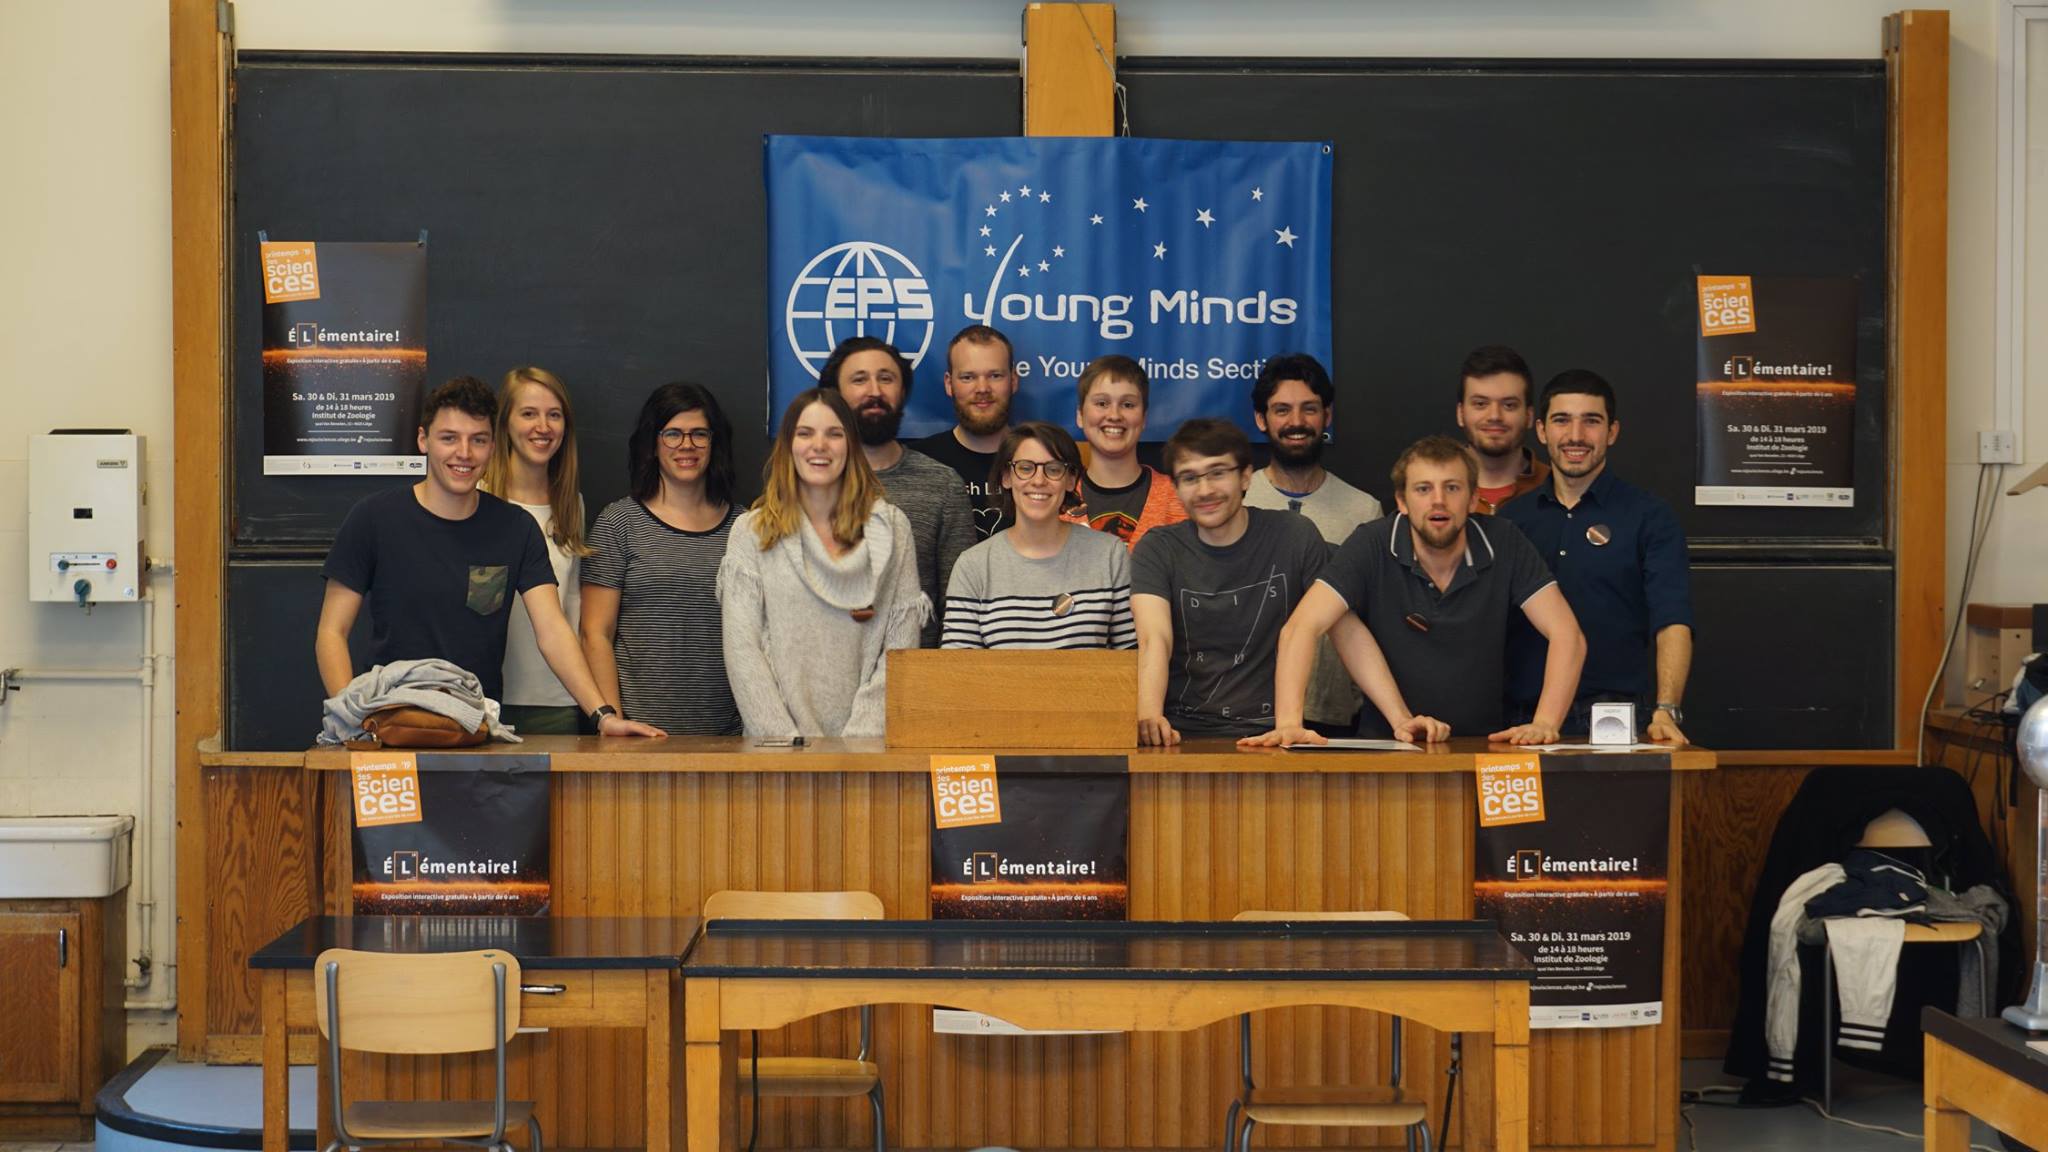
[
  {"x1": 1023, "y1": 3, "x2": 1116, "y2": 136},
  {"x1": 170, "y1": 0, "x2": 232, "y2": 1058},
  {"x1": 1886, "y1": 9, "x2": 1948, "y2": 757}
]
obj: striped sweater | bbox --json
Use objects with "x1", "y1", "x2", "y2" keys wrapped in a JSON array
[{"x1": 941, "y1": 526, "x2": 1136, "y2": 650}]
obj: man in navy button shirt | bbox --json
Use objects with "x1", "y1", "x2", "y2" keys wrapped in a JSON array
[{"x1": 1498, "y1": 369, "x2": 1694, "y2": 743}]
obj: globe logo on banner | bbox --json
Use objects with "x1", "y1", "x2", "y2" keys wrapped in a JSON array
[
  {"x1": 784, "y1": 241, "x2": 936, "y2": 379},
  {"x1": 766, "y1": 136, "x2": 1333, "y2": 437}
]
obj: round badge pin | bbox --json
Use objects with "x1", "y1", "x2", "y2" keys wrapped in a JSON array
[
  {"x1": 1586, "y1": 524, "x2": 1613, "y2": 547},
  {"x1": 849, "y1": 606, "x2": 876, "y2": 623},
  {"x1": 1052, "y1": 593, "x2": 1075, "y2": 618}
]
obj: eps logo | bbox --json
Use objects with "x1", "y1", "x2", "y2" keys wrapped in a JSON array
[{"x1": 784, "y1": 241, "x2": 935, "y2": 380}]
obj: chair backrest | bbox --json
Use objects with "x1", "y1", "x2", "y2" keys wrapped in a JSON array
[
  {"x1": 313, "y1": 948, "x2": 521, "y2": 1054},
  {"x1": 1859, "y1": 808, "x2": 1933, "y2": 848},
  {"x1": 1233, "y1": 910, "x2": 1409, "y2": 922},
  {"x1": 703, "y1": 889, "x2": 885, "y2": 921}
]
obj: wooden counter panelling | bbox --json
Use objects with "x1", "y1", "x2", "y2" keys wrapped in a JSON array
[{"x1": 202, "y1": 740, "x2": 1701, "y2": 1151}]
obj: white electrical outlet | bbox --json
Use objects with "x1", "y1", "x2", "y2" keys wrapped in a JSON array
[{"x1": 1980, "y1": 429, "x2": 2019, "y2": 464}]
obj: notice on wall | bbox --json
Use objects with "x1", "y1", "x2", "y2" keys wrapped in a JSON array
[
  {"x1": 1694, "y1": 274, "x2": 1859, "y2": 507},
  {"x1": 351, "y1": 752, "x2": 549, "y2": 915},
  {"x1": 930, "y1": 755, "x2": 1128, "y2": 920},
  {"x1": 261, "y1": 238, "x2": 428, "y2": 475},
  {"x1": 1473, "y1": 753, "x2": 1671, "y2": 1029}
]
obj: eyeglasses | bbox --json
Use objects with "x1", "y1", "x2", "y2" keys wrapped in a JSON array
[
  {"x1": 657, "y1": 428, "x2": 714, "y2": 448},
  {"x1": 1173, "y1": 464, "x2": 1244, "y2": 490},
  {"x1": 1007, "y1": 459, "x2": 1073, "y2": 482}
]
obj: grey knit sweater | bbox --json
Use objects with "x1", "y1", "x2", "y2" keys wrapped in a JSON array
[{"x1": 716, "y1": 501, "x2": 929, "y2": 739}]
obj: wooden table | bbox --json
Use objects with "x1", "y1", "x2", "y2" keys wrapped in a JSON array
[
  {"x1": 1922, "y1": 1007, "x2": 2048, "y2": 1152},
  {"x1": 681, "y1": 918, "x2": 1535, "y2": 1152},
  {"x1": 249, "y1": 915, "x2": 700, "y2": 1152}
]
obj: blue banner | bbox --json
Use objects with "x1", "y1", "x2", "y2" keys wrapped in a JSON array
[{"x1": 767, "y1": 136, "x2": 1333, "y2": 438}]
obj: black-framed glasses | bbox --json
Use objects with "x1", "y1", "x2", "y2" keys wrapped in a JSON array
[
  {"x1": 1007, "y1": 459, "x2": 1073, "y2": 482},
  {"x1": 657, "y1": 428, "x2": 714, "y2": 448},
  {"x1": 1173, "y1": 464, "x2": 1244, "y2": 490}
]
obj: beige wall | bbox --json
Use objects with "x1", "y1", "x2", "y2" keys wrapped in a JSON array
[{"x1": 0, "y1": 0, "x2": 2031, "y2": 1052}]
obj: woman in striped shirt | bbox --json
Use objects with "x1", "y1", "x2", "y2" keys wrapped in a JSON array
[{"x1": 942, "y1": 423, "x2": 1136, "y2": 650}]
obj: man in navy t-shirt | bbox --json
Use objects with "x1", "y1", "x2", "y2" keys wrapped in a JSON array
[{"x1": 315, "y1": 376, "x2": 663, "y2": 737}]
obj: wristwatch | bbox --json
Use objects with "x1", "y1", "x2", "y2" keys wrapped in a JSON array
[
  {"x1": 1655, "y1": 702, "x2": 1685, "y2": 725},
  {"x1": 590, "y1": 704, "x2": 618, "y2": 729}
]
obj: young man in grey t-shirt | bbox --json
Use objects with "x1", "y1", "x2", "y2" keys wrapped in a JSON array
[
  {"x1": 820, "y1": 336, "x2": 977, "y2": 647},
  {"x1": 1131, "y1": 419, "x2": 1332, "y2": 744},
  {"x1": 1241, "y1": 353, "x2": 1384, "y2": 734}
]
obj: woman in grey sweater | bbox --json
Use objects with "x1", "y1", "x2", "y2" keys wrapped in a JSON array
[{"x1": 717, "y1": 388, "x2": 928, "y2": 738}]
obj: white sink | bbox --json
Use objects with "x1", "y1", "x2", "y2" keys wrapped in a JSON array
[{"x1": 0, "y1": 816, "x2": 133, "y2": 898}]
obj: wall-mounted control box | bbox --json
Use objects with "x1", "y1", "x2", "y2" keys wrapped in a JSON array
[{"x1": 29, "y1": 431, "x2": 145, "y2": 605}]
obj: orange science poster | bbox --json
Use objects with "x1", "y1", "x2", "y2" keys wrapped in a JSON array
[
  {"x1": 1473, "y1": 753, "x2": 1670, "y2": 1029},
  {"x1": 351, "y1": 751, "x2": 550, "y2": 916},
  {"x1": 930, "y1": 756, "x2": 1128, "y2": 920},
  {"x1": 1695, "y1": 274, "x2": 1859, "y2": 507}
]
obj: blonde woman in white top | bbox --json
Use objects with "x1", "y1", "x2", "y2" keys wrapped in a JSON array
[{"x1": 481, "y1": 365, "x2": 589, "y2": 734}]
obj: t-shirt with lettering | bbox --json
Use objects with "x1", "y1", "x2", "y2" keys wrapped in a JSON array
[
  {"x1": 1130, "y1": 508, "x2": 1329, "y2": 739},
  {"x1": 910, "y1": 428, "x2": 1011, "y2": 539},
  {"x1": 322, "y1": 486, "x2": 557, "y2": 702}
]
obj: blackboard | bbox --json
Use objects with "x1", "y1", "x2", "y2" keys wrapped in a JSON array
[
  {"x1": 226, "y1": 53, "x2": 1894, "y2": 749},
  {"x1": 1122, "y1": 58, "x2": 1889, "y2": 546},
  {"x1": 231, "y1": 55, "x2": 1021, "y2": 545}
]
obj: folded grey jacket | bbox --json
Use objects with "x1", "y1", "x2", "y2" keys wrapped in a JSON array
[{"x1": 317, "y1": 658, "x2": 521, "y2": 745}]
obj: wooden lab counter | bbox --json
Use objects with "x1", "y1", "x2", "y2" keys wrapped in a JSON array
[{"x1": 269, "y1": 736, "x2": 1715, "y2": 1152}]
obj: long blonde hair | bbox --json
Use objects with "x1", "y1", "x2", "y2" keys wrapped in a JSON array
[
  {"x1": 752, "y1": 388, "x2": 884, "y2": 550},
  {"x1": 482, "y1": 366, "x2": 590, "y2": 556}
]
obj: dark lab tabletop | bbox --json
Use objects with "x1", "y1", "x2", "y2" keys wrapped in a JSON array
[
  {"x1": 1923, "y1": 1007, "x2": 2048, "y2": 1093},
  {"x1": 683, "y1": 919, "x2": 1534, "y2": 981},
  {"x1": 250, "y1": 915, "x2": 702, "y2": 970}
]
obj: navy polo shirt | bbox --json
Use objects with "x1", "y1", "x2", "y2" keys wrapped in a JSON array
[
  {"x1": 1318, "y1": 513, "x2": 1556, "y2": 740},
  {"x1": 1497, "y1": 470, "x2": 1692, "y2": 706}
]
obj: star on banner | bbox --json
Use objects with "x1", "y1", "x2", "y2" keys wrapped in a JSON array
[
  {"x1": 1251, "y1": 187, "x2": 1264, "y2": 201},
  {"x1": 986, "y1": 205, "x2": 997, "y2": 217},
  {"x1": 979, "y1": 225, "x2": 991, "y2": 237},
  {"x1": 1274, "y1": 226, "x2": 1298, "y2": 248},
  {"x1": 1133, "y1": 197, "x2": 1149, "y2": 212},
  {"x1": 1020, "y1": 184, "x2": 1032, "y2": 197},
  {"x1": 1039, "y1": 191, "x2": 1051, "y2": 203},
  {"x1": 1153, "y1": 242, "x2": 1168, "y2": 260},
  {"x1": 1038, "y1": 260, "x2": 1050, "y2": 272},
  {"x1": 1017, "y1": 265, "x2": 1031, "y2": 277},
  {"x1": 984, "y1": 245, "x2": 997, "y2": 257},
  {"x1": 1089, "y1": 214, "x2": 1104, "y2": 225},
  {"x1": 1196, "y1": 209, "x2": 1215, "y2": 228},
  {"x1": 1000, "y1": 191, "x2": 1012, "y2": 203},
  {"x1": 1052, "y1": 245, "x2": 1065, "y2": 257}
]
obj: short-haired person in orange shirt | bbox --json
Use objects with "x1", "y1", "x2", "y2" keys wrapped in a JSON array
[{"x1": 1064, "y1": 355, "x2": 1188, "y2": 549}]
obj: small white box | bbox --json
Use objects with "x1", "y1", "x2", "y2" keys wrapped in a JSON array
[
  {"x1": 1589, "y1": 703, "x2": 1637, "y2": 745},
  {"x1": 28, "y1": 432, "x2": 146, "y2": 605},
  {"x1": 0, "y1": 816, "x2": 134, "y2": 898}
]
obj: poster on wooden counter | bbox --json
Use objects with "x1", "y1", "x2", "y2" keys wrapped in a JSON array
[
  {"x1": 261, "y1": 237, "x2": 429, "y2": 475},
  {"x1": 350, "y1": 751, "x2": 550, "y2": 915},
  {"x1": 929, "y1": 755, "x2": 1128, "y2": 920},
  {"x1": 1694, "y1": 273, "x2": 1859, "y2": 507},
  {"x1": 1473, "y1": 752, "x2": 1670, "y2": 1029}
]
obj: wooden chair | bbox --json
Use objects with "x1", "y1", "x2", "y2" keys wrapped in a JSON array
[
  {"x1": 1225, "y1": 911, "x2": 1437, "y2": 1152},
  {"x1": 313, "y1": 948, "x2": 540, "y2": 1152},
  {"x1": 702, "y1": 889, "x2": 888, "y2": 1152},
  {"x1": 1812, "y1": 810, "x2": 1991, "y2": 1112}
]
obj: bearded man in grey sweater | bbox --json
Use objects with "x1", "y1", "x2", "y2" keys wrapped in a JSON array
[{"x1": 820, "y1": 336, "x2": 976, "y2": 648}]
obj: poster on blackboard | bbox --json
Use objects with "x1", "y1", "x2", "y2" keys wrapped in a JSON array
[
  {"x1": 1473, "y1": 753, "x2": 1670, "y2": 1029},
  {"x1": 929, "y1": 755, "x2": 1128, "y2": 920},
  {"x1": 350, "y1": 751, "x2": 550, "y2": 915},
  {"x1": 1694, "y1": 274, "x2": 1858, "y2": 507},
  {"x1": 261, "y1": 239, "x2": 428, "y2": 475}
]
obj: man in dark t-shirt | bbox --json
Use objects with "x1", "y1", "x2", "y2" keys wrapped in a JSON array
[
  {"x1": 1241, "y1": 435, "x2": 1586, "y2": 748},
  {"x1": 910, "y1": 323, "x2": 1019, "y2": 539},
  {"x1": 315, "y1": 377, "x2": 662, "y2": 736},
  {"x1": 1130, "y1": 419, "x2": 1330, "y2": 744}
]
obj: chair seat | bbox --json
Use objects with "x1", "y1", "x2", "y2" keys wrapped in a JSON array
[
  {"x1": 1903, "y1": 920, "x2": 1982, "y2": 944},
  {"x1": 1241, "y1": 1084, "x2": 1427, "y2": 1127},
  {"x1": 343, "y1": 1100, "x2": 536, "y2": 1140},
  {"x1": 737, "y1": 1055, "x2": 880, "y2": 1097}
]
